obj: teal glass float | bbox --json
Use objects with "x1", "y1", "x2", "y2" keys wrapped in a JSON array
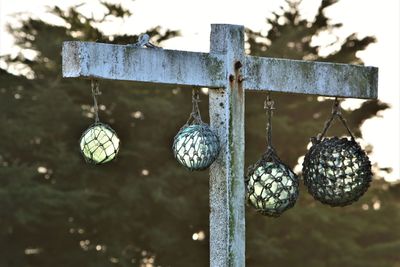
[
  {"x1": 172, "y1": 89, "x2": 220, "y2": 171},
  {"x1": 80, "y1": 123, "x2": 120, "y2": 164},
  {"x1": 173, "y1": 124, "x2": 219, "y2": 171}
]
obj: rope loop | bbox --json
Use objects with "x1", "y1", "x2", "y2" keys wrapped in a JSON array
[
  {"x1": 317, "y1": 97, "x2": 355, "y2": 142},
  {"x1": 185, "y1": 88, "x2": 203, "y2": 125},
  {"x1": 91, "y1": 79, "x2": 101, "y2": 123}
]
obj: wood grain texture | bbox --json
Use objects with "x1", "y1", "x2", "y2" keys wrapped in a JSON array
[{"x1": 209, "y1": 24, "x2": 246, "y2": 267}]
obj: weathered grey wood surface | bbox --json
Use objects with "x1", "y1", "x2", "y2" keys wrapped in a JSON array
[
  {"x1": 244, "y1": 56, "x2": 378, "y2": 99},
  {"x1": 209, "y1": 24, "x2": 245, "y2": 267},
  {"x1": 63, "y1": 41, "x2": 378, "y2": 99},
  {"x1": 62, "y1": 41, "x2": 226, "y2": 88}
]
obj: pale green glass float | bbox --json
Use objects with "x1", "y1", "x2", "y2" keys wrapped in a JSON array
[
  {"x1": 246, "y1": 149, "x2": 299, "y2": 217},
  {"x1": 246, "y1": 96, "x2": 299, "y2": 217},
  {"x1": 80, "y1": 123, "x2": 120, "y2": 164}
]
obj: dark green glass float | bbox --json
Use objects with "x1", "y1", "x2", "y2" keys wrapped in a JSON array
[
  {"x1": 302, "y1": 98, "x2": 372, "y2": 207},
  {"x1": 79, "y1": 123, "x2": 120, "y2": 164},
  {"x1": 302, "y1": 137, "x2": 372, "y2": 206}
]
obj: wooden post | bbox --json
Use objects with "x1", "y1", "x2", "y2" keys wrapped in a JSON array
[{"x1": 209, "y1": 24, "x2": 245, "y2": 267}]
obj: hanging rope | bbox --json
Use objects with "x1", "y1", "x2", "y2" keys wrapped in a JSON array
[
  {"x1": 91, "y1": 79, "x2": 101, "y2": 123},
  {"x1": 185, "y1": 88, "x2": 203, "y2": 125},
  {"x1": 264, "y1": 91, "x2": 275, "y2": 149},
  {"x1": 317, "y1": 97, "x2": 355, "y2": 141}
]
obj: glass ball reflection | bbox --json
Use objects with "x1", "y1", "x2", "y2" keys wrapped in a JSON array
[
  {"x1": 302, "y1": 137, "x2": 372, "y2": 206},
  {"x1": 246, "y1": 160, "x2": 299, "y2": 217},
  {"x1": 173, "y1": 124, "x2": 220, "y2": 171},
  {"x1": 79, "y1": 123, "x2": 120, "y2": 164}
]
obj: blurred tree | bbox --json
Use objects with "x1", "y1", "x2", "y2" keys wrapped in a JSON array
[{"x1": 0, "y1": 1, "x2": 398, "y2": 267}]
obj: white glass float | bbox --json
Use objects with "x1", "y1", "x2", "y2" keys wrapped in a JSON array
[{"x1": 80, "y1": 123, "x2": 120, "y2": 164}]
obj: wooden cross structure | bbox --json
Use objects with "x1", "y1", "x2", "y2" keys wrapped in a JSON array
[{"x1": 62, "y1": 24, "x2": 378, "y2": 267}]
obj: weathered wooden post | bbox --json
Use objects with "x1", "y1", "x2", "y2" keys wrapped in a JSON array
[
  {"x1": 208, "y1": 24, "x2": 245, "y2": 267},
  {"x1": 62, "y1": 23, "x2": 378, "y2": 267}
]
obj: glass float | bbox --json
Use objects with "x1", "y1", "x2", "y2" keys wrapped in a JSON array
[{"x1": 80, "y1": 123, "x2": 120, "y2": 164}]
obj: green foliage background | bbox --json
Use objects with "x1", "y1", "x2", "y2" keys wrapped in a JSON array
[{"x1": 0, "y1": 0, "x2": 398, "y2": 266}]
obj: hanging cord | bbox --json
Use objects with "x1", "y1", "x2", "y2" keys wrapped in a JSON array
[
  {"x1": 317, "y1": 97, "x2": 355, "y2": 141},
  {"x1": 186, "y1": 88, "x2": 203, "y2": 125},
  {"x1": 259, "y1": 91, "x2": 281, "y2": 162},
  {"x1": 264, "y1": 91, "x2": 275, "y2": 149},
  {"x1": 91, "y1": 79, "x2": 101, "y2": 123}
]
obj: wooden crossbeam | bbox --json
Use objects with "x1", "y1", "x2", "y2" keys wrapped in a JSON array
[
  {"x1": 244, "y1": 56, "x2": 378, "y2": 99},
  {"x1": 63, "y1": 41, "x2": 378, "y2": 99},
  {"x1": 62, "y1": 41, "x2": 226, "y2": 88}
]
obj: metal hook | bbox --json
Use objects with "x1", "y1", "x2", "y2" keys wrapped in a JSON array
[
  {"x1": 264, "y1": 92, "x2": 275, "y2": 111},
  {"x1": 192, "y1": 89, "x2": 201, "y2": 103},
  {"x1": 264, "y1": 99, "x2": 275, "y2": 110},
  {"x1": 91, "y1": 79, "x2": 101, "y2": 96},
  {"x1": 332, "y1": 97, "x2": 341, "y2": 115}
]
